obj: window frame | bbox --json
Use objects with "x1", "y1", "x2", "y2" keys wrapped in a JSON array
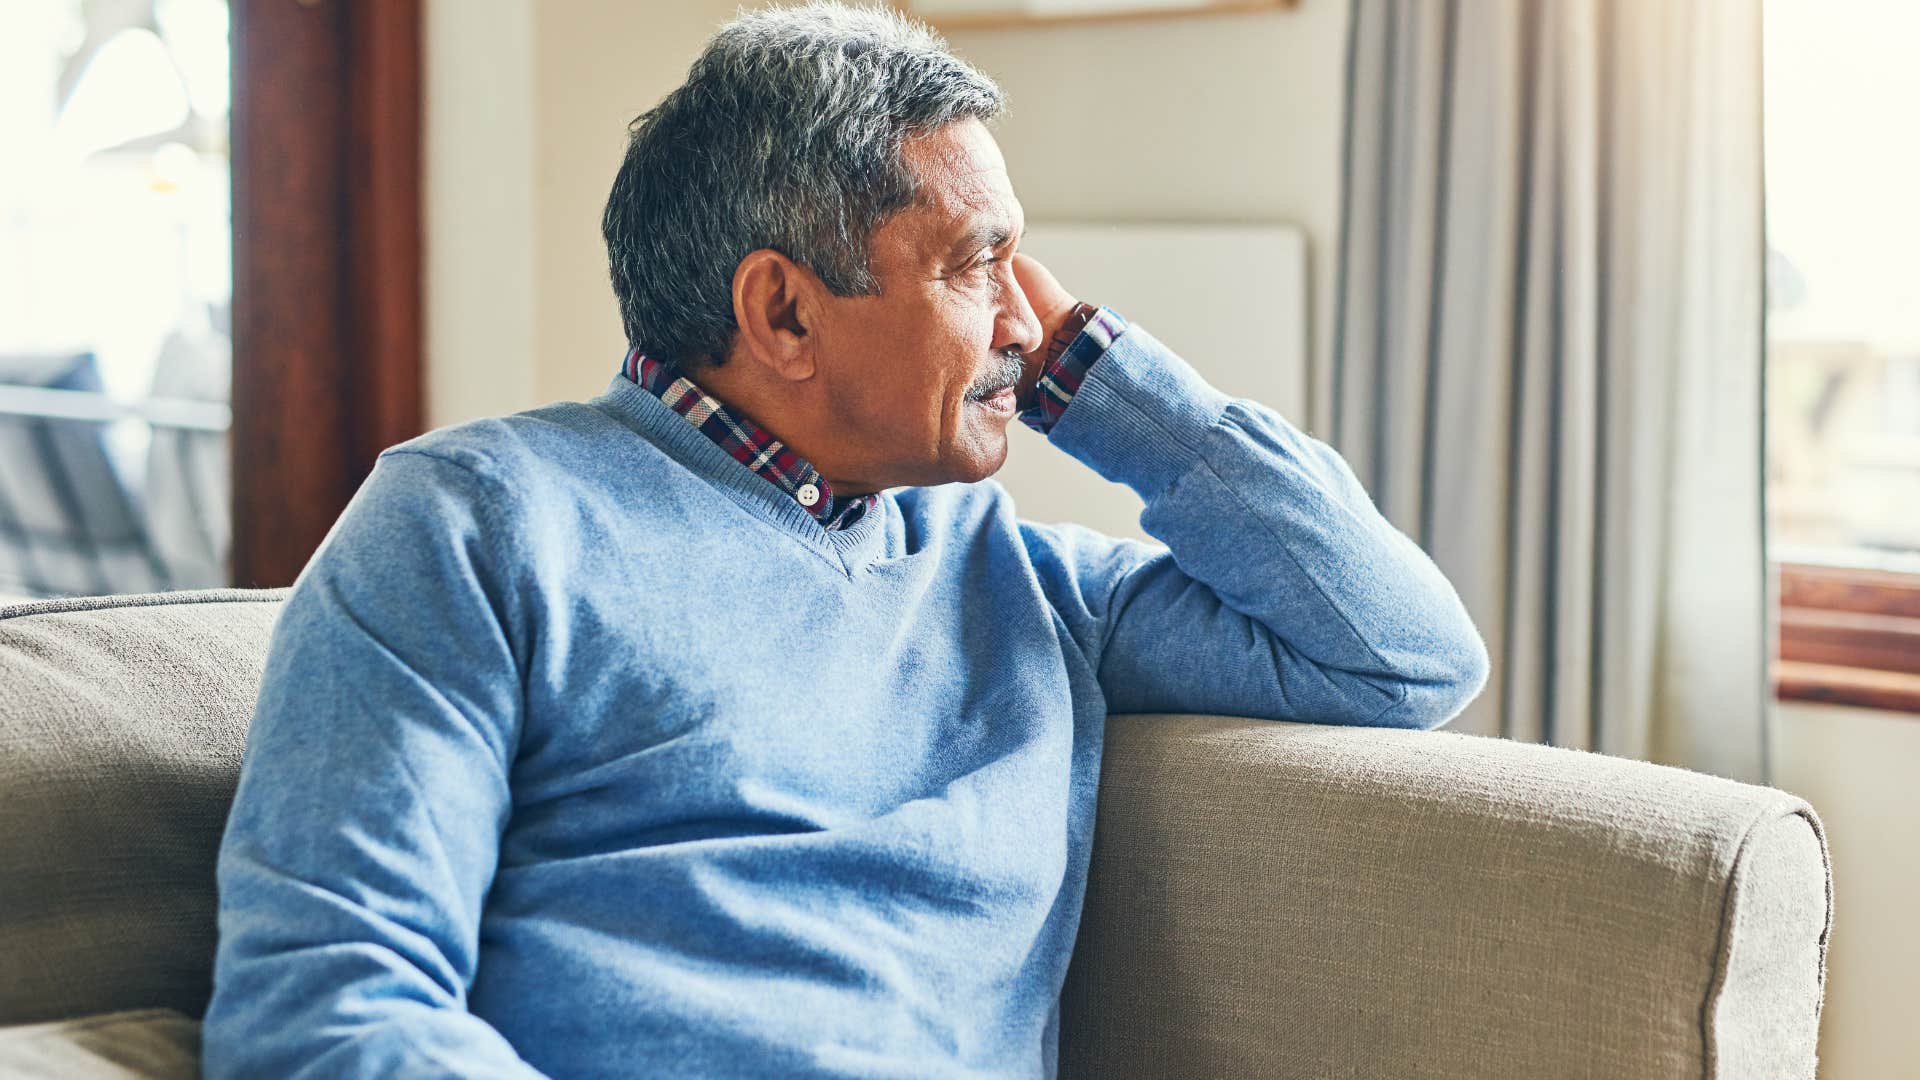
[{"x1": 229, "y1": 0, "x2": 422, "y2": 587}]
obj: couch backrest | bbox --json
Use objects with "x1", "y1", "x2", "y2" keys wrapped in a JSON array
[{"x1": 0, "y1": 589, "x2": 287, "y2": 1026}]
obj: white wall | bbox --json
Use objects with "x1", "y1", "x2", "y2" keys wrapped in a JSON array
[
  {"x1": 424, "y1": 0, "x2": 537, "y2": 427},
  {"x1": 425, "y1": 0, "x2": 1349, "y2": 429},
  {"x1": 1772, "y1": 702, "x2": 1920, "y2": 1079}
]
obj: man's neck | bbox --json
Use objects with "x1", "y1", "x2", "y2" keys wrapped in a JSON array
[{"x1": 674, "y1": 357, "x2": 882, "y2": 497}]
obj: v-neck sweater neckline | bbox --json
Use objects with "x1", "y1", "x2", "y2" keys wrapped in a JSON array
[{"x1": 588, "y1": 374, "x2": 892, "y2": 576}]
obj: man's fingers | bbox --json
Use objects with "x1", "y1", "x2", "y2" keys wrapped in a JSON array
[
  {"x1": 1011, "y1": 253, "x2": 1070, "y2": 316},
  {"x1": 1010, "y1": 253, "x2": 1080, "y2": 346},
  {"x1": 1009, "y1": 252, "x2": 1052, "y2": 295}
]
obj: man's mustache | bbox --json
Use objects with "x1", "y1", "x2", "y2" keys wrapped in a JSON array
[{"x1": 968, "y1": 348, "x2": 1026, "y2": 400}]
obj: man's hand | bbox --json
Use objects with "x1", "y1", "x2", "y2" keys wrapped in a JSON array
[{"x1": 1010, "y1": 253, "x2": 1080, "y2": 414}]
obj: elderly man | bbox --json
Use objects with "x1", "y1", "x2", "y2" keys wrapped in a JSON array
[{"x1": 203, "y1": 3, "x2": 1488, "y2": 1077}]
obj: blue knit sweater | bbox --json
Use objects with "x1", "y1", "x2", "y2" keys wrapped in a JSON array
[{"x1": 203, "y1": 320, "x2": 1489, "y2": 1079}]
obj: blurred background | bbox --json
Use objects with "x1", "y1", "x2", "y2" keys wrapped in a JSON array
[
  {"x1": 1, "y1": 0, "x2": 1913, "y2": 1074},
  {"x1": 1, "y1": 0, "x2": 231, "y2": 597}
]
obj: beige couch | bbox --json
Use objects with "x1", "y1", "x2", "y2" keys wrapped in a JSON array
[{"x1": 0, "y1": 589, "x2": 1833, "y2": 1078}]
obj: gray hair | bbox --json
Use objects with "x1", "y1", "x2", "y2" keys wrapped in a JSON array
[{"x1": 601, "y1": 2, "x2": 1006, "y2": 371}]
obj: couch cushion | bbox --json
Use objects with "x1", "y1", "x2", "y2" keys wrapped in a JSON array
[
  {"x1": 0, "y1": 590, "x2": 285, "y2": 1026},
  {"x1": 0, "y1": 1008, "x2": 200, "y2": 1079}
]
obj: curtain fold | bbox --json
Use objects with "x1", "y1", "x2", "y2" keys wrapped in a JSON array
[{"x1": 1333, "y1": 0, "x2": 1768, "y2": 782}]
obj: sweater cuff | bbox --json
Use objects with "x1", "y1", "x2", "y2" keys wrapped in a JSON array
[{"x1": 1044, "y1": 318, "x2": 1234, "y2": 501}]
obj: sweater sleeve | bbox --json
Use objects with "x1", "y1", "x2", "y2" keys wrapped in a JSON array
[
  {"x1": 1018, "y1": 319, "x2": 1490, "y2": 729},
  {"x1": 202, "y1": 450, "x2": 548, "y2": 1079}
]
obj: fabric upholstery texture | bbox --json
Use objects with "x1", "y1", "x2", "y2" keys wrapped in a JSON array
[
  {"x1": 0, "y1": 589, "x2": 285, "y2": 1026},
  {"x1": 1057, "y1": 714, "x2": 1832, "y2": 1079},
  {"x1": 0, "y1": 590, "x2": 1831, "y2": 1077},
  {"x1": 0, "y1": 1008, "x2": 200, "y2": 1079}
]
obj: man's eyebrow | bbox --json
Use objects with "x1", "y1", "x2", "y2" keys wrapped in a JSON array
[{"x1": 946, "y1": 221, "x2": 1023, "y2": 259}]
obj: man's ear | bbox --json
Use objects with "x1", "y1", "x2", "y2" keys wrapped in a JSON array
[{"x1": 730, "y1": 249, "x2": 818, "y2": 382}]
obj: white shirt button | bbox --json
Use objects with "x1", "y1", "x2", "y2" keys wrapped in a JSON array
[{"x1": 796, "y1": 483, "x2": 821, "y2": 507}]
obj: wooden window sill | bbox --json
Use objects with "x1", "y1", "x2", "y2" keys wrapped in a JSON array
[
  {"x1": 1775, "y1": 562, "x2": 1920, "y2": 716},
  {"x1": 1774, "y1": 661, "x2": 1920, "y2": 715}
]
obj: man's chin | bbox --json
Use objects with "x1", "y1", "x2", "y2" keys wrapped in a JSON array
[{"x1": 953, "y1": 430, "x2": 1011, "y2": 485}]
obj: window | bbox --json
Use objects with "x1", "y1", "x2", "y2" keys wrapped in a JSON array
[
  {"x1": 1765, "y1": 0, "x2": 1920, "y2": 711},
  {"x1": 0, "y1": 0, "x2": 232, "y2": 598},
  {"x1": 3, "y1": 1, "x2": 426, "y2": 599}
]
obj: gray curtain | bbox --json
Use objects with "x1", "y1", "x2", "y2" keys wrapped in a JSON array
[{"x1": 1332, "y1": 0, "x2": 1768, "y2": 783}]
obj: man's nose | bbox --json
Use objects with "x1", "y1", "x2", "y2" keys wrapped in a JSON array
[{"x1": 999, "y1": 265, "x2": 1045, "y2": 358}]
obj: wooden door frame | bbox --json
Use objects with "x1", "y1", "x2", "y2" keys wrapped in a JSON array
[{"x1": 230, "y1": 0, "x2": 423, "y2": 587}]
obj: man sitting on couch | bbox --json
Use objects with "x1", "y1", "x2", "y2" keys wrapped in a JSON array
[{"x1": 201, "y1": 3, "x2": 1489, "y2": 1076}]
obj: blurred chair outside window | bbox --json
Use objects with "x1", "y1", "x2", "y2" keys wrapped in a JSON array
[{"x1": 0, "y1": 0, "x2": 232, "y2": 600}]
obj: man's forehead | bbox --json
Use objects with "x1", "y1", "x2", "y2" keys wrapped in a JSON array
[
  {"x1": 904, "y1": 116, "x2": 1006, "y2": 176},
  {"x1": 903, "y1": 122, "x2": 1014, "y2": 206},
  {"x1": 885, "y1": 120, "x2": 1022, "y2": 258}
]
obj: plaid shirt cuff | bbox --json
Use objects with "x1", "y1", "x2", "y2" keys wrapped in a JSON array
[{"x1": 1017, "y1": 304, "x2": 1129, "y2": 436}]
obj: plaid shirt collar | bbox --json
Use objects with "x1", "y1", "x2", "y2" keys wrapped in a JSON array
[{"x1": 622, "y1": 350, "x2": 878, "y2": 531}]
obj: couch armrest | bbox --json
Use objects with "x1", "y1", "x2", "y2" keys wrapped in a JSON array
[{"x1": 1060, "y1": 715, "x2": 1832, "y2": 1080}]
